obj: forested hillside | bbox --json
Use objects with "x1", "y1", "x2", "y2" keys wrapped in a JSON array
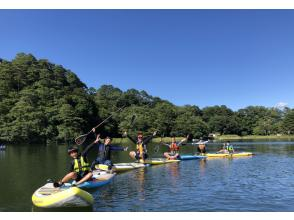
[{"x1": 0, "y1": 53, "x2": 293, "y2": 144}]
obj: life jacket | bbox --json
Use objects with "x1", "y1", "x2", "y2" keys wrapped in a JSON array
[
  {"x1": 226, "y1": 145, "x2": 234, "y2": 151},
  {"x1": 170, "y1": 143, "x2": 179, "y2": 152},
  {"x1": 137, "y1": 143, "x2": 145, "y2": 157},
  {"x1": 73, "y1": 156, "x2": 90, "y2": 173}
]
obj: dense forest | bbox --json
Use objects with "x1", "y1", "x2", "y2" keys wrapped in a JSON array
[{"x1": 0, "y1": 53, "x2": 294, "y2": 144}]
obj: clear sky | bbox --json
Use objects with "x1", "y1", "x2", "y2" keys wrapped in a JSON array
[{"x1": 0, "y1": 10, "x2": 293, "y2": 110}]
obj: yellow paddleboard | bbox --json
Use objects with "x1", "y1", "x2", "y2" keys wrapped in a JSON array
[
  {"x1": 204, "y1": 152, "x2": 253, "y2": 158},
  {"x1": 143, "y1": 158, "x2": 180, "y2": 165},
  {"x1": 32, "y1": 183, "x2": 93, "y2": 208}
]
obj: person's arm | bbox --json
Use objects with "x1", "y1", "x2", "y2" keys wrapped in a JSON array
[
  {"x1": 125, "y1": 132, "x2": 137, "y2": 144},
  {"x1": 177, "y1": 135, "x2": 189, "y2": 146},
  {"x1": 68, "y1": 161, "x2": 74, "y2": 173},
  {"x1": 143, "y1": 131, "x2": 157, "y2": 144},
  {"x1": 109, "y1": 145, "x2": 128, "y2": 151},
  {"x1": 161, "y1": 142, "x2": 170, "y2": 147},
  {"x1": 81, "y1": 134, "x2": 101, "y2": 156}
]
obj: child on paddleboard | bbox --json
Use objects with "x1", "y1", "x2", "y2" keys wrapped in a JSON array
[{"x1": 53, "y1": 135, "x2": 101, "y2": 187}]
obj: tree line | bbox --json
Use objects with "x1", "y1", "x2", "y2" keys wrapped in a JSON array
[{"x1": 0, "y1": 53, "x2": 294, "y2": 144}]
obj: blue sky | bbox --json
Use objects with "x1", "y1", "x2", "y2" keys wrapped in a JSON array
[{"x1": 0, "y1": 10, "x2": 293, "y2": 110}]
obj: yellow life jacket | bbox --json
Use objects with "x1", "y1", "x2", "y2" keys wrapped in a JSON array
[
  {"x1": 73, "y1": 156, "x2": 90, "y2": 173},
  {"x1": 137, "y1": 143, "x2": 144, "y2": 157}
]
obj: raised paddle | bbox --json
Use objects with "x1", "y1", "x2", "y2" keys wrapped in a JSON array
[
  {"x1": 119, "y1": 114, "x2": 137, "y2": 146},
  {"x1": 75, "y1": 105, "x2": 125, "y2": 145}
]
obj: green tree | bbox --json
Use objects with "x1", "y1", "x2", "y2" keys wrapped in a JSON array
[{"x1": 282, "y1": 110, "x2": 294, "y2": 134}]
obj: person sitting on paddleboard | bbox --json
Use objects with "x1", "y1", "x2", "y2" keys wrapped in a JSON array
[
  {"x1": 196, "y1": 138, "x2": 209, "y2": 154},
  {"x1": 217, "y1": 142, "x2": 228, "y2": 153},
  {"x1": 226, "y1": 141, "x2": 235, "y2": 153},
  {"x1": 124, "y1": 131, "x2": 157, "y2": 162},
  {"x1": 53, "y1": 135, "x2": 100, "y2": 187},
  {"x1": 218, "y1": 141, "x2": 234, "y2": 153},
  {"x1": 161, "y1": 135, "x2": 189, "y2": 160},
  {"x1": 90, "y1": 128, "x2": 128, "y2": 171}
]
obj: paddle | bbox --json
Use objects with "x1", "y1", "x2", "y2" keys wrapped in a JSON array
[
  {"x1": 119, "y1": 114, "x2": 137, "y2": 146},
  {"x1": 75, "y1": 105, "x2": 125, "y2": 145},
  {"x1": 154, "y1": 135, "x2": 164, "y2": 153}
]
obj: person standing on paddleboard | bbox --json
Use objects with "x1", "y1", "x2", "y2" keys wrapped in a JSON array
[
  {"x1": 161, "y1": 135, "x2": 189, "y2": 160},
  {"x1": 53, "y1": 135, "x2": 101, "y2": 187},
  {"x1": 90, "y1": 128, "x2": 128, "y2": 170},
  {"x1": 124, "y1": 131, "x2": 157, "y2": 162}
]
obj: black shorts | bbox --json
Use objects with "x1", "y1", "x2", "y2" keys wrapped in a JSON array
[
  {"x1": 76, "y1": 170, "x2": 90, "y2": 181},
  {"x1": 167, "y1": 152, "x2": 179, "y2": 157},
  {"x1": 197, "y1": 147, "x2": 206, "y2": 153},
  {"x1": 135, "y1": 152, "x2": 148, "y2": 160}
]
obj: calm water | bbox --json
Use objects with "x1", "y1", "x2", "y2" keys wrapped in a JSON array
[{"x1": 1, "y1": 141, "x2": 294, "y2": 212}]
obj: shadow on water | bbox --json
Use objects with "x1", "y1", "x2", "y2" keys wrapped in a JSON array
[{"x1": 32, "y1": 206, "x2": 93, "y2": 212}]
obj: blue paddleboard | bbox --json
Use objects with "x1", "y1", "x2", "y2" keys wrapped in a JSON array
[{"x1": 179, "y1": 155, "x2": 207, "y2": 160}]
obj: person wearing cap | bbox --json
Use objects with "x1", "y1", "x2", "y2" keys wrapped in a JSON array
[
  {"x1": 90, "y1": 128, "x2": 128, "y2": 170},
  {"x1": 161, "y1": 135, "x2": 189, "y2": 160},
  {"x1": 54, "y1": 134, "x2": 101, "y2": 187},
  {"x1": 196, "y1": 138, "x2": 209, "y2": 154},
  {"x1": 124, "y1": 130, "x2": 157, "y2": 162}
]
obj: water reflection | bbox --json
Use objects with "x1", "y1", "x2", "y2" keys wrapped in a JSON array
[
  {"x1": 32, "y1": 205, "x2": 93, "y2": 212},
  {"x1": 0, "y1": 150, "x2": 5, "y2": 160},
  {"x1": 199, "y1": 159, "x2": 207, "y2": 176},
  {"x1": 2, "y1": 141, "x2": 294, "y2": 211},
  {"x1": 137, "y1": 168, "x2": 146, "y2": 201}
]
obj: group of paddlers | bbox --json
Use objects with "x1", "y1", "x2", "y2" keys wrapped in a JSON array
[{"x1": 54, "y1": 127, "x2": 235, "y2": 188}]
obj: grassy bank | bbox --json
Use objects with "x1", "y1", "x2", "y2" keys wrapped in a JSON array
[
  {"x1": 215, "y1": 135, "x2": 294, "y2": 141},
  {"x1": 112, "y1": 137, "x2": 186, "y2": 144},
  {"x1": 112, "y1": 135, "x2": 294, "y2": 144}
]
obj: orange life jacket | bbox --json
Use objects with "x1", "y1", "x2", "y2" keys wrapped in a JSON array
[{"x1": 170, "y1": 143, "x2": 180, "y2": 152}]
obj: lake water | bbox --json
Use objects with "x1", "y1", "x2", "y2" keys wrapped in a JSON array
[{"x1": 1, "y1": 140, "x2": 294, "y2": 212}]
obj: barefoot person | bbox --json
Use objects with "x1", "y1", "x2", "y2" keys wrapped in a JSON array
[
  {"x1": 125, "y1": 131, "x2": 157, "y2": 162},
  {"x1": 161, "y1": 136, "x2": 189, "y2": 160},
  {"x1": 54, "y1": 136, "x2": 99, "y2": 187}
]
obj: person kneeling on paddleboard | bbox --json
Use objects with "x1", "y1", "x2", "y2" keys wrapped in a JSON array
[
  {"x1": 161, "y1": 136, "x2": 189, "y2": 160},
  {"x1": 91, "y1": 128, "x2": 128, "y2": 171},
  {"x1": 53, "y1": 137, "x2": 99, "y2": 188},
  {"x1": 125, "y1": 131, "x2": 157, "y2": 162}
]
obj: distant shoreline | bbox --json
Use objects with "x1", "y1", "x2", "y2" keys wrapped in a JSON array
[
  {"x1": 215, "y1": 135, "x2": 294, "y2": 141},
  {"x1": 112, "y1": 135, "x2": 294, "y2": 144}
]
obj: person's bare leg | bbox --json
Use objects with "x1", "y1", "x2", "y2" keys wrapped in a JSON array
[
  {"x1": 169, "y1": 153, "x2": 179, "y2": 160},
  {"x1": 60, "y1": 172, "x2": 77, "y2": 184},
  {"x1": 129, "y1": 151, "x2": 136, "y2": 160},
  {"x1": 76, "y1": 172, "x2": 93, "y2": 185},
  {"x1": 163, "y1": 152, "x2": 170, "y2": 159}
]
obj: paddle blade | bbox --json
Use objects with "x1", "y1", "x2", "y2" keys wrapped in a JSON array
[
  {"x1": 154, "y1": 145, "x2": 160, "y2": 153},
  {"x1": 75, "y1": 134, "x2": 88, "y2": 145}
]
